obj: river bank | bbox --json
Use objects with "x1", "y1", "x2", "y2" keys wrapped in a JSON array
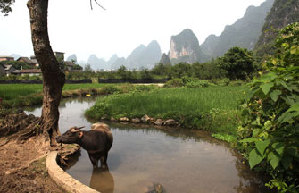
[
  {"x1": 86, "y1": 85, "x2": 248, "y2": 143},
  {"x1": 0, "y1": 111, "x2": 81, "y2": 193}
]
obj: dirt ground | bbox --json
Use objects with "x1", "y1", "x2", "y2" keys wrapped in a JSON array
[
  {"x1": 0, "y1": 136, "x2": 66, "y2": 193},
  {"x1": 0, "y1": 112, "x2": 67, "y2": 193}
]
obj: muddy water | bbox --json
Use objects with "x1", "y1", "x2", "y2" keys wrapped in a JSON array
[{"x1": 25, "y1": 97, "x2": 269, "y2": 193}]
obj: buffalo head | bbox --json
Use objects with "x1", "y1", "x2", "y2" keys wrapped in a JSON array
[{"x1": 56, "y1": 126, "x2": 85, "y2": 144}]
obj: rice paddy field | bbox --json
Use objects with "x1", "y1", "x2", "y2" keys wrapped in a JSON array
[
  {"x1": 0, "y1": 83, "x2": 123, "y2": 108},
  {"x1": 0, "y1": 83, "x2": 249, "y2": 142},
  {"x1": 86, "y1": 85, "x2": 249, "y2": 141}
]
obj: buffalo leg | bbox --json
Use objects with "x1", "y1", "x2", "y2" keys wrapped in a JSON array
[
  {"x1": 88, "y1": 153, "x2": 98, "y2": 168},
  {"x1": 100, "y1": 155, "x2": 108, "y2": 169}
]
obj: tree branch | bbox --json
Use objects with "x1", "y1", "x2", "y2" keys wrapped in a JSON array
[{"x1": 89, "y1": 0, "x2": 106, "y2": 11}]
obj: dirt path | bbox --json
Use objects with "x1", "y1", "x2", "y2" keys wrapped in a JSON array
[
  {"x1": 0, "y1": 111, "x2": 67, "y2": 193},
  {"x1": 0, "y1": 136, "x2": 65, "y2": 193}
]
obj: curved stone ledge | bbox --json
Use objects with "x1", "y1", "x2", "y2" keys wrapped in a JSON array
[{"x1": 46, "y1": 151, "x2": 99, "y2": 193}]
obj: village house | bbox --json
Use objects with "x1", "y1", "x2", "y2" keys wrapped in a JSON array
[
  {"x1": 54, "y1": 52, "x2": 64, "y2": 62},
  {"x1": 64, "y1": 61, "x2": 75, "y2": 71},
  {"x1": 0, "y1": 56, "x2": 14, "y2": 62},
  {"x1": 17, "y1": 56, "x2": 39, "y2": 67},
  {"x1": 4, "y1": 64, "x2": 16, "y2": 76},
  {"x1": 29, "y1": 55, "x2": 38, "y2": 67},
  {"x1": 13, "y1": 69, "x2": 42, "y2": 76}
]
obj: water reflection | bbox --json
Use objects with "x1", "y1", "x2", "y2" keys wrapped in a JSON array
[
  {"x1": 24, "y1": 97, "x2": 96, "y2": 133},
  {"x1": 90, "y1": 167, "x2": 114, "y2": 193},
  {"x1": 25, "y1": 98, "x2": 272, "y2": 193}
]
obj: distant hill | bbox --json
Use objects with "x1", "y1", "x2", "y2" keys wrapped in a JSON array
[
  {"x1": 126, "y1": 40, "x2": 162, "y2": 70},
  {"x1": 254, "y1": 0, "x2": 299, "y2": 58},
  {"x1": 66, "y1": 54, "x2": 77, "y2": 62},
  {"x1": 201, "y1": 0, "x2": 274, "y2": 61},
  {"x1": 81, "y1": 40, "x2": 161, "y2": 71},
  {"x1": 169, "y1": 29, "x2": 202, "y2": 64},
  {"x1": 87, "y1": 55, "x2": 107, "y2": 70},
  {"x1": 108, "y1": 55, "x2": 126, "y2": 70},
  {"x1": 160, "y1": 53, "x2": 171, "y2": 65}
]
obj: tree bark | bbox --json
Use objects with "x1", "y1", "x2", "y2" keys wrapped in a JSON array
[{"x1": 27, "y1": 0, "x2": 65, "y2": 146}]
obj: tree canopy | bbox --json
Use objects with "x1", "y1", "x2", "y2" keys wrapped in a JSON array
[
  {"x1": 218, "y1": 47, "x2": 254, "y2": 80},
  {"x1": 0, "y1": 0, "x2": 14, "y2": 16}
]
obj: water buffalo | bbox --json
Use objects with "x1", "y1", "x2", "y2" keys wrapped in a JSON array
[{"x1": 56, "y1": 122, "x2": 113, "y2": 169}]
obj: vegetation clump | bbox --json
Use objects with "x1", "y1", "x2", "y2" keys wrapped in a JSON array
[
  {"x1": 238, "y1": 23, "x2": 299, "y2": 193},
  {"x1": 86, "y1": 85, "x2": 247, "y2": 139}
]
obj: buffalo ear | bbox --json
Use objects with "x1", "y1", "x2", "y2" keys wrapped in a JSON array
[{"x1": 78, "y1": 131, "x2": 83, "y2": 138}]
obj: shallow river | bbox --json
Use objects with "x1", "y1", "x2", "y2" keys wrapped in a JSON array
[{"x1": 25, "y1": 97, "x2": 270, "y2": 193}]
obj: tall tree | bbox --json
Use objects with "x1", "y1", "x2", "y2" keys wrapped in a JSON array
[
  {"x1": 0, "y1": 0, "x2": 64, "y2": 145},
  {"x1": 218, "y1": 47, "x2": 254, "y2": 80},
  {"x1": 27, "y1": 0, "x2": 65, "y2": 146},
  {"x1": 1, "y1": 0, "x2": 102, "y2": 145}
]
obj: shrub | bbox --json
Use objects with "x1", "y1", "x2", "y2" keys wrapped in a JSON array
[
  {"x1": 238, "y1": 23, "x2": 299, "y2": 193},
  {"x1": 164, "y1": 78, "x2": 184, "y2": 88}
]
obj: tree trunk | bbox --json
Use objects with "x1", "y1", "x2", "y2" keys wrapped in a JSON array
[{"x1": 27, "y1": 0, "x2": 65, "y2": 146}]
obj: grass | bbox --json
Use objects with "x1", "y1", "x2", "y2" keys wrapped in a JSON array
[
  {"x1": 0, "y1": 83, "x2": 131, "y2": 108},
  {"x1": 86, "y1": 85, "x2": 248, "y2": 139}
]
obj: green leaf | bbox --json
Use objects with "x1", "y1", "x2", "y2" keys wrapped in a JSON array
[
  {"x1": 281, "y1": 156, "x2": 292, "y2": 169},
  {"x1": 253, "y1": 129, "x2": 261, "y2": 137},
  {"x1": 281, "y1": 43, "x2": 289, "y2": 48},
  {"x1": 263, "y1": 121, "x2": 272, "y2": 130},
  {"x1": 249, "y1": 149, "x2": 263, "y2": 169},
  {"x1": 290, "y1": 46, "x2": 299, "y2": 55},
  {"x1": 271, "y1": 59, "x2": 277, "y2": 65},
  {"x1": 278, "y1": 112, "x2": 299, "y2": 123},
  {"x1": 268, "y1": 152, "x2": 279, "y2": 169},
  {"x1": 272, "y1": 143, "x2": 284, "y2": 156},
  {"x1": 255, "y1": 139, "x2": 271, "y2": 155},
  {"x1": 270, "y1": 90, "x2": 281, "y2": 102},
  {"x1": 260, "y1": 72, "x2": 277, "y2": 81},
  {"x1": 239, "y1": 138, "x2": 259, "y2": 143},
  {"x1": 287, "y1": 103, "x2": 299, "y2": 113},
  {"x1": 260, "y1": 82, "x2": 274, "y2": 95}
]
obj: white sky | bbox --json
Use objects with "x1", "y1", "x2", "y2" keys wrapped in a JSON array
[{"x1": 0, "y1": 0, "x2": 266, "y2": 62}]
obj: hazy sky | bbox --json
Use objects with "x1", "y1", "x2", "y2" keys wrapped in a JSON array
[{"x1": 0, "y1": 0, "x2": 266, "y2": 62}]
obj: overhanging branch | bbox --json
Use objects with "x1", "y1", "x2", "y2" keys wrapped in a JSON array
[{"x1": 90, "y1": 0, "x2": 106, "y2": 10}]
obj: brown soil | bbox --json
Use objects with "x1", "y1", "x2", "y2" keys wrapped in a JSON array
[
  {"x1": 0, "y1": 137, "x2": 66, "y2": 193},
  {"x1": 0, "y1": 112, "x2": 70, "y2": 193}
]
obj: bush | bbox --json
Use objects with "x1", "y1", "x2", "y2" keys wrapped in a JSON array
[
  {"x1": 164, "y1": 78, "x2": 184, "y2": 88},
  {"x1": 238, "y1": 23, "x2": 299, "y2": 193}
]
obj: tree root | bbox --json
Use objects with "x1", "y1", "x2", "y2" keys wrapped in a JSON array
[{"x1": 17, "y1": 118, "x2": 44, "y2": 141}]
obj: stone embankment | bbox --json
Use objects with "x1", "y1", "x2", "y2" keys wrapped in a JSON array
[
  {"x1": 109, "y1": 114, "x2": 179, "y2": 127},
  {"x1": 47, "y1": 151, "x2": 99, "y2": 193}
]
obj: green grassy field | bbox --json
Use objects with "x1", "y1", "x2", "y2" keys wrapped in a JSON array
[
  {"x1": 0, "y1": 83, "x2": 126, "y2": 108},
  {"x1": 86, "y1": 85, "x2": 248, "y2": 140}
]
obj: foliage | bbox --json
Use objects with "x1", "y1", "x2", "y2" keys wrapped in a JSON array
[
  {"x1": 117, "y1": 65, "x2": 133, "y2": 80},
  {"x1": 152, "y1": 63, "x2": 171, "y2": 77},
  {"x1": 238, "y1": 23, "x2": 299, "y2": 193},
  {"x1": 0, "y1": 0, "x2": 14, "y2": 16},
  {"x1": 0, "y1": 61, "x2": 38, "y2": 70},
  {"x1": 164, "y1": 78, "x2": 184, "y2": 88},
  {"x1": 84, "y1": 64, "x2": 92, "y2": 71},
  {"x1": 254, "y1": 0, "x2": 299, "y2": 60},
  {"x1": 140, "y1": 69, "x2": 153, "y2": 80},
  {"x1": 164, "y1": 77, "x2": 239, "y2": 88},
  {"x1": 192, "y1": 62, "x2": 225, "y2": 80},
  {"x1": 218, "y1": 47, "x2": 254, "y2": 80},
  {"x1": 71, "y1": 64, "x2": 83, "y2": 71}
]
